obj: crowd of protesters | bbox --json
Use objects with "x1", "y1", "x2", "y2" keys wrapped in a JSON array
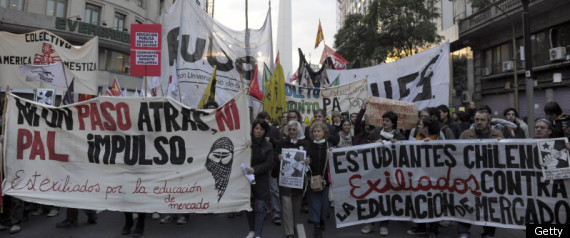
[{"x1": 1, "y1": 99, "x2": 569, "y2": 238}]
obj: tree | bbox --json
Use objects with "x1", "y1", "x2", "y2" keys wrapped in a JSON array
[{"x1": 334, "y1": 0, "x2": 442, "y2": 65}]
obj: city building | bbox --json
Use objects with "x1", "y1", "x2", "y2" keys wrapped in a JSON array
[
  {"x1": 458, "y1": 0, "x2": 570, "y2": 118},
  {"x1": 337, "y1": 0, "x2": 369, "y2": 30},
  {"x1": 0, "y1": 0, "x2": 177, "y2": 98}
]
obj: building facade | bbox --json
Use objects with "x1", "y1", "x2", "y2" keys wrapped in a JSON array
[
  {"x1": 0, "y1": 0, "x2": 176, "y2": 97},
  {"x1": 458, "y1": 0, "x2": 570, "y2": 119}
]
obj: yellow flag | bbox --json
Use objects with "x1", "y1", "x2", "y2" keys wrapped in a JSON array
[
  {"x1": 314, "y1": 20, "x2": 324, "y2": 48},
  {"x1": 262, "y1": 64, "x2": 286, "y2": 125},
  {"x1": 197, "y1": 65, "x2": 217, "y2": 109}
]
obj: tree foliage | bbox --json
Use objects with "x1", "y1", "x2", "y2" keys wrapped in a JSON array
[{"x1": 334, "y1": 0, "x2": 442, "y2": 65}]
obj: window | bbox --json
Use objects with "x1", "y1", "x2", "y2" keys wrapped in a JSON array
[
  {"x1": 531, "y1": 31, "x2": 549, "y2": 66},
  {"x1": 100, "y1": 48, "x2": 130, "y2": 74},
  {"x1": 84, "y1": 3, "x2": 101, "y2": 25},
  {"x1": 46, "y1": 0, "x2": 67, "y2": 18},
  {"x1": 1, "y1": 0, "x2": 24, "y2": 11},
  {"x1": 113, "y1": 12, "x2": 126, "y2": 31}
]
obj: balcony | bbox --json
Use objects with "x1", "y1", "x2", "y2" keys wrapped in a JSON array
[{"x1": 459, "y1": 0, "x2": 529, "y2": 37}]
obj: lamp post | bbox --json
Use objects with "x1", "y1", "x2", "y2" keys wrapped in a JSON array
[{"x1": 521, "y1": 0, "x2": 534, "y2": 137}]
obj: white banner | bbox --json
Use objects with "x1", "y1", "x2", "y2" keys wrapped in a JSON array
[
  {"x1": 0, "y1": 30, "x2": 98, "y2": 94},
  {"x1": 2, "y1": 92, "x2": 252, "y2": 213},
  {"x1": 330, "y1": 140, "x2": 570, "y2": 229},
  {"x1": 285, "y1": 78, "x2": 368, "y2": 125},
  {"x1": 160, "y1": 0, "x2": 273, "y2": 111},
  {"x1": 327, "y1": 42, "x2": 450, "y2": 110}
]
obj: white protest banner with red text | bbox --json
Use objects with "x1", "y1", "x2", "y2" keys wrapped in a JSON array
[
  {"x1": 2, "y1": 91, "x2": 252, "y2": 213},
  {"x1": 320, "y1": 45, "x2": 349, "y2": 69},
  {"x1": 131, "y1": 24, "x2": 161, "y2": 76},
  {"x1": 0, "y1": 30, "x2": 98, "y2": 94},
  {"x1": 365, "y1": 96, "x2": 418, "y2": 130},
  {"x1": 285, "y1": 78, "x2": 368, "y2": 125},
  {"x1": 330, "y1": 140, "x2": 570, "y2": 229}
]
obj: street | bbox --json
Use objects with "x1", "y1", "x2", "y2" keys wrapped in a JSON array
[{"x1": 4, "y1": 208, "x2": 526, "y2": 238}]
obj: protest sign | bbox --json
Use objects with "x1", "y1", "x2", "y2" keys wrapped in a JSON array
[
  {"x1": 330, "y1": 139, "x2": 570, "y2": 229},
  {"x1": 2, "y1": 91, "x2": 252, "y2": 213},
  {"x1": 279, "y1": 149, "x2": 307, "y2": 189},
  {"x1": 130, "y1": 24, "x2": 161, "y2": 76},
  {"x1": 0, "y1": 30, "x2": 98, "y2": 94},
  {"x1": 285, "y1": 78, "x2": 368, "y2": 125},
  {"x1": 327, "y1": 42, "x2": 450, "y2": 110},
  {"x1": 537, "y1": 138, "x2": 570, "y2": 180},
  {"x1": 365, "y1": 96, "x2": 418, "y2": 130}
]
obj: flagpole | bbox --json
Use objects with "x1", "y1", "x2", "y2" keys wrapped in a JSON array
[
  {"x1": 144, "y1": 76, "x2": 147, "y2": 98},
  {"x1": 0, "y1": 85, "x2": 11, "y2": 212}
]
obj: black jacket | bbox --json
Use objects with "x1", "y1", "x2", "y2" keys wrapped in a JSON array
[
  {"x1": 250, "y1": 138, "x2": 275, "y2": 200},
  {"x1": 306, "y1": 141, "x2": 329, "y2": 186},
  {"x1": 276, "y1": 136, "x2": 310, "y2": 196}
]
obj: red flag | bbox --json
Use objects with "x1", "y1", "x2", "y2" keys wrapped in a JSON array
[
  {"x1": 320, "y1": 45, "x2": 350, "y2": 69},
  {"x1": 248, "y1": 66, "x2": 263, "y2": 100},
  {"x1": 78, "y1": 93, "x2": 95, "y2": 102},
  {"x1": 109, "y1": 77, "x2": 122, "y2": 96}
]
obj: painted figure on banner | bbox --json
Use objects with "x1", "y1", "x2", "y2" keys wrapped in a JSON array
[{"x1": 205, "y1": 137, "x2": 235, "y2": 202}]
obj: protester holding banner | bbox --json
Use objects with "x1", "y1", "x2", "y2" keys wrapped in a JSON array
[
  {"x1": 245, "y1": 119, "x2": 275, "y2": 238},
  {"x1": 503, "y1": 107, "x2": 527, "y2": 138},
  {"x1": 331, "y1": 111, "x2": 342, "y2": 132},
  {"x1": 353, "y1": 101, "x2": 375, "y2": 145},
  {"x1": 56, "y1": 208, "x2": 98, "y2": 228},
  {"x1": 368, "y1": 111, "x2": 406, "y2": 143},
  {"x1": 437, "y1": 105, "x2": 462, "y2": 139},
  {"x1": 534, "y1": 118, "x2": 554, "y2": 139},
  {"x1": 304, "y1": 109, "x2": 340, "y2": 146},
  {"x1": 256, "y1": 112, "x2": 283, "y2": 225},
  {"x1": 306, "y1": 121, "x2": 332, "y2": 238},
  {"x1": 277, "y1": 120, "x2": 310, "y2": 238},
  {"x1": 457, "y1": 110, "x2": 503, "y2": 238},
  {"x1": 544, "y1": 101, "x2": 570, "y2": 139},
  {"x1": 407, "y1": 116, "x2": 442, "y2": 236}
]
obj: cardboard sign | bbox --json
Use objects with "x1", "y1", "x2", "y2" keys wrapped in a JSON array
[{"x1": 365, "y1": 96, "x2": 418, "y2": 130}]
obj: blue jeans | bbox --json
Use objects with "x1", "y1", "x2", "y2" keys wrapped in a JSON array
[
  {"x1": 269, "y1": 177, "x2": 281, "y2": 218},
  {"x1": 247, "y1": 199, "x2": 266, "y2": 237},
  {"x1": 307, "y1": 185, "x2": 330, "y2": 223}
]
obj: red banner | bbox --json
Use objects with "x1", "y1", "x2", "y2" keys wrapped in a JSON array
[{"x1": 130, "y1": 24, "x2": 161, "y2": 76}]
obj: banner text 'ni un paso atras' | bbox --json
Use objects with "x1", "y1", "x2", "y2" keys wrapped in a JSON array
[
  {"x1": 330, "y1": 140, "x2": 569, "y2": 229},
  {"x1": 2, "y1": 92, "x2": 252, "y2": 213}
]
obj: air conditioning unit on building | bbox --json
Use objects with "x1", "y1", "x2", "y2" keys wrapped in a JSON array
[
  {"x1": 461, "y1": 91, "x2": 472, "y2": 103},
  {"x1": 502, "y1": 61, "x2": 514, "y2": 72},
  {"x1": 550, "y1": 47, "x2": 567, "y2": 61},
  {"x1": 481, "y1": 67, "x2": 491, "y2": 76}
]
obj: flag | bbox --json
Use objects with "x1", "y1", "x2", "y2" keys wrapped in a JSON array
[
  {"x1": 262, "y1": 64, "x2": 286, "y2": 125},
  {"x1": 19, "y1": 62, "x2": 67, "y2": 88},
  {"x1": 197, "y1": 65, "x2": 218, "y2": 109},
  {"x1": 78, "y1": 93, "x2": 95, "y2": 102},
  {"x1": 297, "y1": 48, "x2": 312, "y2": 87},
  {"x1": 330, "y1": 75, "x2": 340, "y2": 87},
  {"x1": 248, "y1": 66, "x2": 263, "y2": 101},
  {"x1": 167, "y1": 63, "x2": 179, "y2": 99},
  {"x1": 108, "y1": 77, "x2": 122, "y2": 96},
  {"x1": 314, "y1": 20, "x2": 324, "y2": 49},
  {"x1": 262, "y1": 63, "x2": 272, "y2": 94},
  {"x1": 320, "y1": 45, "x2": 349, "y2": 69},
  {"x1": 62, "y1": 78, "x2": 75, "y2": 105}
]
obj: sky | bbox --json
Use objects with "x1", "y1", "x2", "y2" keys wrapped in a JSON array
[{"x1": 213, "y1": 0, "x2": 338, "y2": 75}]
